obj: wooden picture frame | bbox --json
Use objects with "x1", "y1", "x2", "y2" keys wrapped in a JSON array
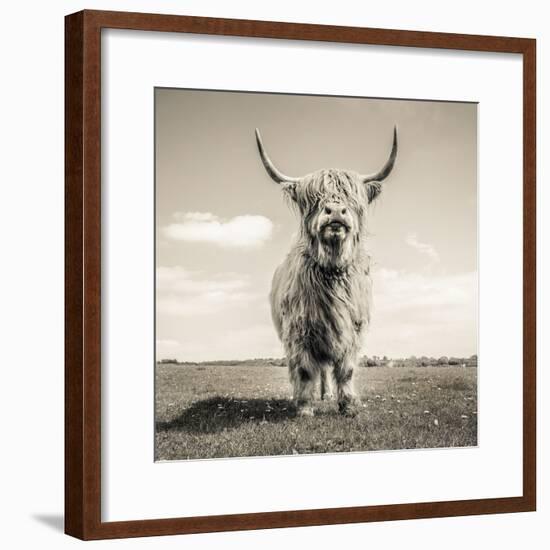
[{"x1": 65, "y1": 9, "x2": 536, "y2": 540}]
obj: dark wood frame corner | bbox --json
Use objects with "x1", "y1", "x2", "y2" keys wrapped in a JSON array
[{"x1": 65, "y1": 9, "x2": 536, "y2": 540}]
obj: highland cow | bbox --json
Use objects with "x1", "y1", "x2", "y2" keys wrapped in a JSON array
[{"x1": 255, "y1": 127, "x2": 398, "y2": 417}]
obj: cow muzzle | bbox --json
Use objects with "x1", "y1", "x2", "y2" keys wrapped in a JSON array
[{"x1": 318, "y1": 202, "x2": 353, "y2": 242}]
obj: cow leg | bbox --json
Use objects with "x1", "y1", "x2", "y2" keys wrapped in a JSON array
[
  {"x1": 334, "y1": 359, "x2": 360, "y2": 416},
  {"x1": 320, "y1": 367, "x2": 334, "y2": 400},
  {"x1": 289, "y1": 360, "x2": 319, "y2": 417}
]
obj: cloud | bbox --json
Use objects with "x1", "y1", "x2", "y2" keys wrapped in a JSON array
[
  {"x1": 156, "y1": 339, "x2": 179, "y2": 348},
  {"x1": 373, "y1": 268, "x2": 475, "y2": 313},
  {"x1": 156, "y1": 266, "x2": 259, "y2": 317},
  {"x1": 156, "y1": 339, "x2": 181, "y2": 359},
  {"x1": 364, "y1": 267, "x2": 477, "y2": 357},
  {"x1": 215, "y1": 324, "x2": 283, "y2": 361},
  {"x1": 405, "y1": 233, "x2": 440, "y2": 263},
  {"x1": 162, "y1": 212, "x2": 273, "y2": 249},
  {"x1": 155, "y1": 324, "x2": 283, "y2": 363},
  {"x1": 156, "y1": 266, "x2": 277, "y2": 361}
]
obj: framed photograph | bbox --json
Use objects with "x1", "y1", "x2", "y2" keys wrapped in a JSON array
[{"x1": 65, "y1": 10, "x2": 536, "y2": 540}]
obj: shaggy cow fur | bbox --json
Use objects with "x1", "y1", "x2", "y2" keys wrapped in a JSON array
[{"x1": 256, "y1": 130, "x2": 397, "y2": 417}]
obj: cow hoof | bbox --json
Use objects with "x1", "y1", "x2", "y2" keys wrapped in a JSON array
[
  {"x1": 296, "y1": 405, "x2": 315, "y2": 417},
  {"x1": 338, "y1": 400, "x2": 360, "y2": 417}
]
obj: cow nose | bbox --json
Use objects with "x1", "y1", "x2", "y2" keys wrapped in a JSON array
[{"x1": 324, "y1": 203, "x2": 348, "y2": 222}]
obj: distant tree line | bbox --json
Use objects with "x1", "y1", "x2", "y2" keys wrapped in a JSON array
[
  {"x1": 358, "y1": 355, "x2": 478, "y2": 368},
  {"x1": 158, "y1": 355, "x2": 477, "y2": 368},
  {"x1": 157, "y1": 357, "x2": 287, "y2": 367}
]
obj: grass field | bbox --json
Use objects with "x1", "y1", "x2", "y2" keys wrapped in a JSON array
[{"x1": 155, "y1": 364, "x2": 477, "y2": 460}]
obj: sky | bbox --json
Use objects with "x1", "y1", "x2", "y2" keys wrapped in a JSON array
[{"x1": 155, "y1": 88, "x2": 477, "y2": 362}]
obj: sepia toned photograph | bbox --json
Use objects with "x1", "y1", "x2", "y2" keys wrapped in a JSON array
[{"x1": 154, "y1": 88, "x2": 478, "y2": 461}]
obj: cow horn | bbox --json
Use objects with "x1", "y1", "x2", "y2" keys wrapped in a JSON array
[
  {"x1": 255, "y1": 128, "x2": 302, "y2": 184},
  {"x1": 361, "y1": 126, "x2": 398, "y2": 183}
]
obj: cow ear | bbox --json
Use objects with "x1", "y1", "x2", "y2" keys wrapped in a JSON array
[
  {"x1": 282, "y1": 182, "x2": 298, "y2": 201},
  {"x1": 366, "y1": 181, "x2": 382, "y2": 203}
]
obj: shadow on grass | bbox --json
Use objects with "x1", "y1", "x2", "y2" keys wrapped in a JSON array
[{"x1": 156, "y1": 397, "x2": 296, "y2": 434}]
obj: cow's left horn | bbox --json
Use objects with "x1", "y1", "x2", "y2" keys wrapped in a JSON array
[
  {"x1": 255, "y1": 128, "x2": 302, "y2": 184},
  {"x1": 361, "y1": 126, "x2": 398, "y2": 183}
]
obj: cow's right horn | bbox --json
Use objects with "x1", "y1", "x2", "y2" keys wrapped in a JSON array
[{"x1": 255, "y1": 129, "x2": 302, "y2": 184}]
